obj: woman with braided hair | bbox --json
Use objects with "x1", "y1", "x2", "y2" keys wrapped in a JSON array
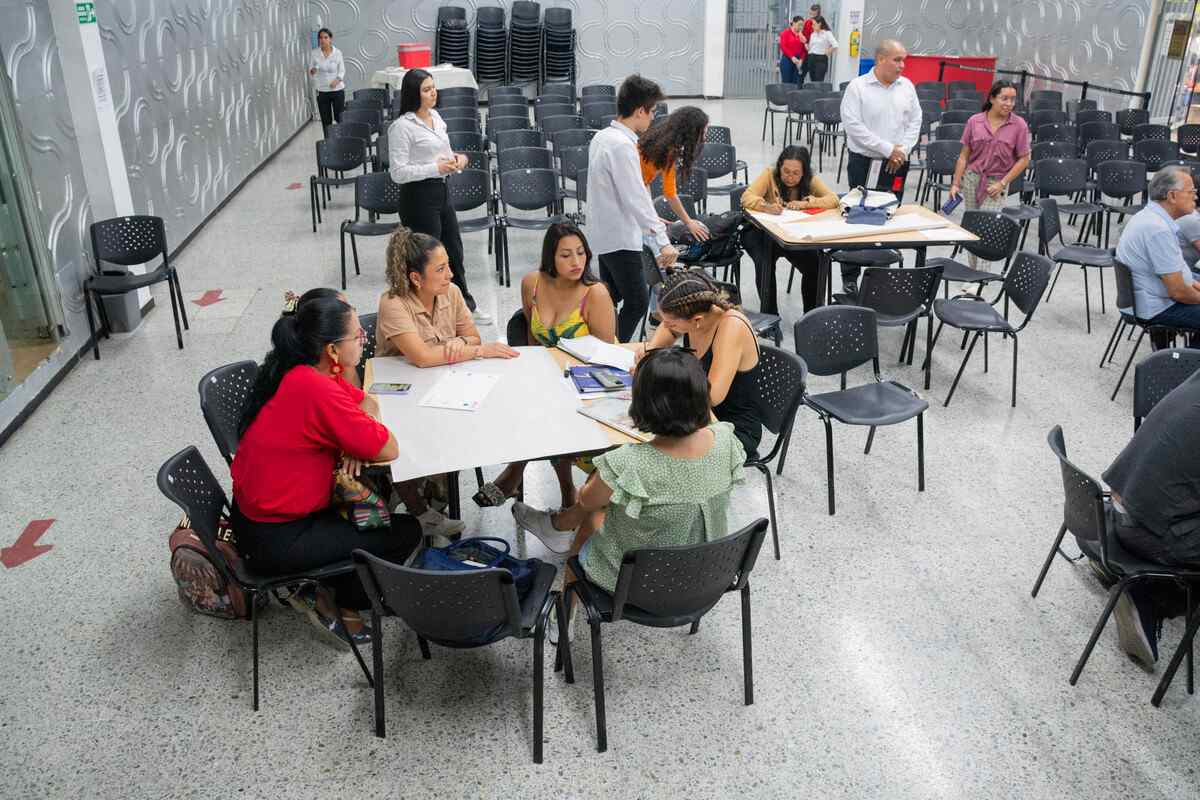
[{"x1": 638, "y1": 270, "x2": 763, "y2": 459}]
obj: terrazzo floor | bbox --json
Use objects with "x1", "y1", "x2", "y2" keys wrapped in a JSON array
[{"x1": 0, "y1": 99, "x2": 1195, "y2": 799}]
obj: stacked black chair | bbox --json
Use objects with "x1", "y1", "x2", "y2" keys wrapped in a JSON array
[
  {"x1": 939, "y1": 109, "x2": 973, "y2": 126},
  {"x1": 198, "y1": 360, "x2": 258, "y2": 465},
  {"x1": 489, "y1": 101, "x2": 531, "y2": 123},
  {"x1": 1066, "y1": 99, "x2": 1098, "y2": 118},
  {"x1": 945, "y1": 98, "x2": 979, "y2": 113},
  {"x1": 583, "y1": 101, "x2": 617, "y2": 130},
  {"x1": 793, "y1": 306, "x2": 928, "y2": 515},
  {"x1": 444, "y1": 116, "x2": 481, "y2": 136},
  {"x1": 1031, "y1": 140, "x2": 1077, "y2": 164},
  {"x1": 1029, "y1": 109, "x2": 1069, "y2": 130},
  {"x1": 542, "y1": 8, "x2": 576, "y2": 88},
  {"x1": 486, "y1": 113, "x2": 531, "y2": 143},
  {"x1": 85, "y1": 215, "x2": 187, "y2": 359},
  {"x1": 948, "y1": 80, "x2": 976, "y2": 96},
  {"x1": 474, "y1": 6, "x2": 509, "y2": 84},
  {"x1": 935, "y1": 122, "x2": 965, "y2": 141},
  {"x1": 1079, "y1": 121, "x2": 1121, "y2": 157},
  {"x1": 541, "y1": 82, "x2": 575, "y2": 103},
  {"x1": 1029, "y1": 89, "x2": 1063, "y2": 109},
  {"x1": 509, "y1": 1, "x2": 542, "y2": 85},
  {"x1": 449, "y1": 130, "x2": 488, "y2": 154},
  {"x1": 556, "y1": 520, "x2": 768, "y2": 753},
  {"x1": 353, "y1": 87, "x2": 389, "y2": 108},
  {"x1": 1038, "y1": 198, "x2": 1114, "y2": 333},
  {"x1": 541, "y1": 114, "x2": 584, "y2": 140},
  {"x1": 439, "y1": 106, "x2": 480, "y2": 123},
  {"x1": 534, "y1": 97, "x2": 573, "y2": 125},
  {"x1": 340, "y1": 172, "x2": 404, "y2": 290},
  {"x1": 1075, "y1": 109, "x2": 1113, "y2": 126},
  {"x1": 436, "y1": 86, "x2": 479, "y2": 108},
  {"x1": 762, "y1": 83, "x2": 792, "y2": 144},
  {"x1": 488, "y1": 84, "x2": 525, "y2": 103},
  {"x1": 497, "y1": 145, "x2": 553, "y2": 175},
  {"x1": 551, "y1": 127, "x2": 594, "y2": 153},
  {"x1": 1133, "y1": 123, "x2": 1170, "y2": 143},
  {"x1": 352, "y1": 549, "x2": 560, "y2": 761},
  {"x1": 435, "y1": 6, "x2": 470, "y2": 69},
  {"x1": 915, "y1": 82, "x2": 946, "y2": 104},
  {"x1": 558, "y1": 145, "x2": 589, "y2": 214},
  {"x1": 495, "y1": 128, "x2": 545, "y2": 153},
  {"x1": 311, "y1": 138, "x2": 368, "y2": 232},
  {"x1": 157, "y1": 447, "x2": 370, "y2": 711},
  {"x1": 1133, "y1": 348, "x2": 1200, "y2": 430},
  {"x1": 1115, "y1": 108, "x2": 1151, "y2": 138},
  {"x1": 927, "y1": 252, "x2": 1053, "y2": 407},
  {"x1": 1034, "y1": 123, "x2": 1077, "y2": 144}
]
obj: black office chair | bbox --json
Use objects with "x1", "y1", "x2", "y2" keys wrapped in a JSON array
[
  {"x1": 339, "y1": 172, "x2": 403, "y2": 290},
  {"x1": 448, "y1": 168, "x2": 506, "y2": 284},
  {"x1": 1101, "y1": 258, "x2": 1194, "y2": 400},
  {"x1": 1132, "y1": 348, "x2": 1200, "y2": 430},
  {"x1": 925, "y1": 211, "x2": 1021, "y2": 299},
  {"x1": 794, "y1": 306, "x2": 929, "y2": 515},
  {"x1": 746, "y1": 346, "x2": 808, "y2": 559},
  {"x1": 1038, "y1": 198, "x2": 1115, "y2": 333},
  {"x1": 556, "y1": 519, "x2": 769, "y2": 753},
  {"x1": 351, "y1": 549, "x2": 562, "y2": 761},
  {"x1": 85, "y1": 215, "x2": 188, "y2": 359},
  {"x1": 927, "y1": 251, "x2": 1053, "y2": 407},
  {"x1": 498, "y1": 169, "x2": 569, "y2": 286},
  {"x1": 157, "y1": 446, "x2": 370, "y2": 711},
  {"x1": 311, "y1": 138, "x2": 369, "y2": 231},
  {"x1": 198, "y1": 360, "x2": 258, "y2": 465}
]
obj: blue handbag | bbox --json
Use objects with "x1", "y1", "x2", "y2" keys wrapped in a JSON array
[
  {"x1": 414, "y1": 537, "x2": 540, "y2": 597},
  {"x1": 844, "y1": 186, "x2": 898, "y2": 225}
]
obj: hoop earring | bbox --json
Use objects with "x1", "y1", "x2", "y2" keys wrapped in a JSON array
[{"x1": 331, "y1": 360, "x2": 343, "y2": 376}]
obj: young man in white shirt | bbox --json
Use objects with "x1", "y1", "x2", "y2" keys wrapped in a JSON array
[{"x1": 586, "y1": 75, "x2": 679, "y2": 342}]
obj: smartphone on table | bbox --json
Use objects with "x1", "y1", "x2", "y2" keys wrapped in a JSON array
[{"x1": 369, "y1": 382, "x2": 411, "y2": 395}]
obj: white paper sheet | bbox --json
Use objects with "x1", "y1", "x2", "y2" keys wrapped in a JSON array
[
  {"x1": 417, "y1": 370, "x2": 501, "y2": 411},
  {"x1": 919, "y1": 227, "x2": 977, "y2": 241},
  {"x1": 746, "y1": 208, "x2": 815, "y2": 225},
  {"x1": 777, "y1": 212, "x2": 948, "y2": 242},
  {"x1": 556, "y1": 335, "x2": 635, "y2": 371}
]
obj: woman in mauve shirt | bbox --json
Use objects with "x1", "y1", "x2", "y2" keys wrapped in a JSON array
[{"x1": 232, "y1": 294, "x2": 420, "y2": 646}]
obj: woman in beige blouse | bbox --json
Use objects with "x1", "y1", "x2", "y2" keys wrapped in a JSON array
[{"x1": 740, "y1": 145, "x2": 837, "y2": 313}]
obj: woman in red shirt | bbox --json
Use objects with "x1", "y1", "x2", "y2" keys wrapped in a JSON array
[{"x1": 232, "y1": 294, "x2": 420, "y2": 646}]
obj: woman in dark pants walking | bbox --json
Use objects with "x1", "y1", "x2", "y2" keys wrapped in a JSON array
[
  {"x1": 387, "y1": 68, "x2": 491, "y2": 323},
  {"x1": 309, "y1": 28, "x2": 345, "y2": 136}
]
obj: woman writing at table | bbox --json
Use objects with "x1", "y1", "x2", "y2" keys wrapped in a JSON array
[
  {"x1": 947, "y1": 81, "x2": 1030, "y2": 269},
  {"x1": 376, "y1": 226, "x2": 517, "y2": 538},
  {"x1": 388, "y1": 68, "x2": 489, "y2": 323},
  {"x1": 233, "y1": 294, "x2": 421, "y2": 647},
  {"x1": 740, "y1": 145, "x2": 837, "y2": 313},
  {"x1": 639, "y1": 270, "x2": 764, "y2": 460},
  {"x1": 473, "y1": 223, "x2": 616, "y2": 509}
]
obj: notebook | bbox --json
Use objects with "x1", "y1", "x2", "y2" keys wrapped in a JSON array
[
  {"x1": 567, "y1": 366, "x2": 633, "y2": 394},
  {"x1": 577, "y1": 397, "x2": 651, "y2": 442},
  {"x1": 556, "y1": 335, "x2": 636, "y2": 371}
]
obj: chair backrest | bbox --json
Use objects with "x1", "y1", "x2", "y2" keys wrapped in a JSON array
[
  {"x1": 446, "y1": 168, "x2": 492, "y2": 214},
  {"x1": 916, "y1": 82, "x2": 946, "y2": 101},
  {"x1": 317, "y1": 137, "x2": 368, "y2": 173},
  {"x1": 354, "y1": 171, "x2": 403, "y2": 216},
  {"x1": 1133, "y1": 348, "x2": 1200, "y2": 427},
  {"x1": 357, "y1": 312, "x2": 378, "y2": 386},
  {"x1": 748, "y1": 344, "x2": 808, "y2": 438},
  {"x1": 1178, "y1": 124, "x2": 1200, "y2": 153},
  {"x1": 1046, "y1": 426, "x2": 1106, "y2": 548},
  {"x1": 1079, "y1": 120, "x2": 1121, "y2": 147},
  {"x1": 1096, "y1": 159, "x2": 1147, "y2": 200},
  {"x1": 1134, "y1": 139, "x2": 1180, "y2": 170},
  {"x1": 650, "y1": 166, "x2": 708, "y2": 202},
  {"x1": 765, "y1": 82, "x2": 792, "y2": 106},
  {"x1": 1074, "y1": 109, "x2": 1113, "y2": 126},
  {"x1": 506, "y1": 308, "x2": 530, "y2": 346},
  {"x1": 157, "y1": 446, "x2": 238, "y2": 586},
  {"x1": 345, "y1": 98, "x2": 384, "y2": 114},
  {"x1": 534, "y1": 99, "x2": 574, "y2": 120},
  {"x1": 1136, "y1": 123, "x2": 1169, "y2": 142},
  {"x1": 90, "y1": 215, "x2": 167, "y2": 269},
  {"x1": 500, "y1": 168, "x2": 559, "y2": 211},
  {"x1": 488, "y1": 85, "x2": 524, "y2": 102},
  {"x1": 486, "y1": 114, "x2": 532, "y2": 139},
  {"x1": 945, "y1": 99, "x2": 979, "y2": 113},
  {"x1": 558, "y1": 145, "x2": 589, "y2": 180},
  {"x1": 449, "y1": 130, "x2": 487, "y2": 152},
  {"x1": 541, "y1": 114, "x2": 584, "y2": 136},
  {"x1": 1002, "y1": 251, "x2": 1053, "y2": 317},
  {"x1": 948, "y1": 80, "x2": 976, "y2": 93},
  {"x1": 438, "y1": 105, "x2": 480, "y2": 121},
  {"x1": 353, "y1": 87, "x2": 389, "y2": 106},
  {"x1": 551, "y1": 127, "x2": 595, "y2": 151},
  {"x1": 328, "y1": 120, "x2": 372, "y2": 143},
  {"x1": 353, "y1": 550, "x2": 524, "y2": 643},
  {"x1": 857, "y1": 264, "x2": 944, "y2": 319},
  {"x1": 786, "y1": 89, "x2": 819, "y2": 114},
  {"x1": 793, "y1": 305, "x2": 879, "y2": 376},
  {"x1": 375, "y1": 125, "x2": 390, "y2": 170},
  {"x1": 935, "y1": 122, "x2": 965, "y2": 141},
  {"x1": 444, "y1": 116, "x2": 481, "y2": 134},
  {"x1": 699, "y1": 142, "x2": 735, "y2": 180},
  {"x1": 938, "y1": 110, "x2": 973, "y2": 125},
  {"x1": 1116, "y1": 107, "x2": 1150, "y2": 136},
  {"x1": 1030, "y1": 89, "x2": 1063, "y2": 104},
  {"x1": 497, "y1": 145, "x2": 552, "y2": 173},
  {"x1": 576, "y1": 168, "x2": 588, "y2": 204},
  {"x1": 582, "y1": 83, "x2": 616, "y2": 98},
  {"x1": 437, "y1": 86, "x2": 478, "y2": 105},
  {"x1": 488, "y1": 102, "x2": 530, "y2": 121},
  {"x1": 814, "y1": 98, "x2": 841, "y2": 125},
  {"x1": 1112, "y1": 257, "x2": 1140, "y2": 317},
  {"x1": 1032, "y1": 140, "x2": 1077, "y2": 162},
  {"x1": 462, "y1": 149, "x2": 488, "y2": 171},
  {"x1": 542, "y1": 82, "x2": 575, "y2": 100},
  {"x1": 961, "y1": 211, "x2": 1020, "y2": 262},
  {"x1": 920, "y1": 99, "x2": 943, "y2": 125},
  {"x1": 1084, "y1": 138, "x2": 1130, "y2": 171},
  {"x1": 1034, "y1": 123, "x2": 1076, "y2": 144},
  {"x1": 494, "y1": 128, "x2": 545, "y2": 152},
  {"x1": 198, "y1": 361, "x2": 258, "y2": 465},
  {"x1": 705, "y1": 125, "x2": 733, "y2": 145},
  {"x1": 342, "y1": 108, "x2": 382, "y2": 132},
  {"x1": 925, "y1": 139, "x2": 962, "y2": 172},
  {"x1": 1067, "y1": 99, "x2": 1099, "y2": 117},
  {"x1": 653, "y1": 194, "x2": 698, "y2": 223},
  {"x1": 1029, "y1": 109, "x2": 1069, "y2": 130},
  {"x1": 610, "y1": 519, "x2": 768, "y2": 622},
  {"x1": 1036, "y1": 158, "x2": 1088, "y2": 196}
]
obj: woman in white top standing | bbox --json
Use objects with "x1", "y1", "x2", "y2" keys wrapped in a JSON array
[
  {"x1": 802, "y1": 17, "x2": 837, "y2": 83},
  {"x1": 309, "y1": 28, "x2": 345, "y2": 136},
  {"x1": 388, "y1": 69, "x2": 489, "y2": 323}
]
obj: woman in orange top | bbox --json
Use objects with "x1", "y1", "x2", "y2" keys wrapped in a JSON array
[{"x1": 639, "y1": 105, "x2": 711, "y2": 243}]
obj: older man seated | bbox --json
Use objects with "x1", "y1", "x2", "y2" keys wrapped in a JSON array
[{"x1": 1116, "y1": 165, "x2": 1200, "y2": 342}]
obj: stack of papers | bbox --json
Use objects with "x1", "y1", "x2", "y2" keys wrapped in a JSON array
[
  {"x1": 557, "y1": 335, "x2": 636, "y2": 371},
  {"x1": 777, "y1": 212, "x2": 949, "y2": 242}
]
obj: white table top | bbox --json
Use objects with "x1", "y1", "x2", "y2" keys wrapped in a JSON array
[
  {"x1": 370, "y1": 347, "x2": 615, "y2": 483},
  {"x1": 370, "y1": 65, "x2": 478, "y2": 91}
]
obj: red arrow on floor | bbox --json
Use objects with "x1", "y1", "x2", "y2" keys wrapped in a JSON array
[
  {"x1": 2, "y1": 519, "x2": 55, "y2": 568},
  {"x1": 286, "y1": 182, "x2": 304, "y2": 190},
  {"x1": 193, "y1": 289, "x2": 224, "y2": 307}
]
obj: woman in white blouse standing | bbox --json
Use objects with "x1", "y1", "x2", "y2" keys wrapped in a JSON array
[
  {"x1": 388, "y1": 68, "x2": 489, "y2": 322},
  {"x1": 802, "y1": 17, "x2": 837, "y2": 83},
  {"x1": 309, "y1": 28, "x2": 345, "y2": 135}
]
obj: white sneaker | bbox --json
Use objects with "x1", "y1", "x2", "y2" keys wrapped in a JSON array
[
  {"x1": 511, "y1": 501, "x2": 575, "y2": 554},
  {"x1": 416, "y1": 508, "x2": 466, "y2": 540},
  {"x1": 472, "y1": 309, "x2": 494, "y2": 325}
]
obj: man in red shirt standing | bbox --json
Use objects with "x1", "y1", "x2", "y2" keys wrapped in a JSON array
[
  {"x1": 798, "y1": 4, "x2": 822, "y2": 86},
  {"x1": 778, "y1": 16, "x2": 805, "y2": 85}
]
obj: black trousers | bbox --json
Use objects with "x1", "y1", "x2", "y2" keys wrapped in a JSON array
[
  {"x1": 842, "y1": 151, "x2": 911, "y2": 283},
  {"x1": 743, "y1": 226, "x2": 820, "y2": 313},
  {"x1": 599, "y1": 248, "x2": 651, "y2": 342},
  {"x1": 804, "y1": 54, "x2": 829, "y2": 83},
  {"x1": 234, "y1": 505, "x2": 421, "y2": 610},
  {"x1": 316, "y1": 90, "x2": 345, "y2": 133},
  {"x1": 401, "y1": 178, "x2": 477, "y2": 310},
  {"x1": 1107, "y1": 505, "x2": 1199, "y2": 620}
]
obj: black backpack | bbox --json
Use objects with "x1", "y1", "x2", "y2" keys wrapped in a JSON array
[{"x1": 668, "y1": 209, "x2": 744, "y2": 264}]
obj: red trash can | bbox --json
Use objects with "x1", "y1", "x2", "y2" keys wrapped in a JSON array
[{"x1": 397, "y1": 43, "x2": 432, "y2": 68}]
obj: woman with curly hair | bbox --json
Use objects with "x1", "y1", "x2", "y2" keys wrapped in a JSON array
[{"x1": 639, "y1": 105, "x2": 712, "y2": 243}]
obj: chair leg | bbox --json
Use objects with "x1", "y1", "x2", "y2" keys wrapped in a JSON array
[
  {"x1": 756, "y1": 463, "x2": 780, "y2": 560},
  {"x1": 1153, "y1": 594, "x2": 1200, "y2": 706},
  {"x1": 172, "y1": 270, "x2": 189, "y2": 330},
  {"x1": 310, "y1": 177, "x2": 318, "y2": 232},
  {"x1": 916, "y1": 412, "x2": 925, "y2": 492},
  {"x1": 372, "y1": 609, "x2": 386, "y2": 737},
  {"x1": 1083, "y1": 267, "x2": 1091, "y2": 334},
  {"x1": 589, "y1": 620, "x2": 608, "y2": 753},
  {"x1": 554, "y1": 592, "x2": 576, "y2": 683},
  {"x1": 761, "y1": 106, "x2": 768, "y2": 142},
  {"x1": 1111, "y1": 328, "x2": 1144, "y2": 400},
  {"x1": 533, "y1": 614, "x2": 546, "y2": 763},
  {"x1": 1100, "y1": 318, "x2": 1124, "y2": 367},
  {"x1": 251, "y1": 591, "x2": 260, "y2": 711},
  {"x1": 347, "y1": 628, "x2": 374, "y2": 688},
  {"x1": 1032, "y1": 523, "x2": 1069, "y2": 598},
  {"x1": 417, "y1": 635, "x2": 432, "y2": 660},
  {"x1": 1011, "y1": 335, "x2": 1019, "y2": 407},
  {"x1": 741, "y1": 583, "x2": 754, "y2": 706},
  {"x1": 84, "y1": 288, "x2": 101, "y2": 360},
  {"x1": 864, "y1": 426, "x2": 875, "y2": 455},
  {"x1": 339, "y1": 225, "x2": 348, "y2": 290},
  {"x1": 823, "y1": 417, "x2": 836, "y2": 516},
  {"x1": 1045, "y1": 262, "x2": 1063, "y2": 301},
  {"x1": 689, "y1": 619, "x2": 701, "y2": 635},
  {"x1": 944, "y1": 331, "x2": 980, "y2": 407},
  {"x1": 924, "y1": 315, "x2": 934, "y2": 390},
  {"x1": 166, "y1": 274, "x2": 184, "y2": 350},
  {"x1": 983, "y1": 331, "x2": 988, "y2": 372},
  {"x1": 351, "y1": 231, "x2": 361, "y2": 276},
  {"x1": 1070, "y1": 581, "x2": 1130, "y2": 685}
]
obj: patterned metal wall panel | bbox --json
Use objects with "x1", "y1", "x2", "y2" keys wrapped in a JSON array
[
  {"x1": 94, "y1": 0, "x2": 311, "y2": 249},
  {"x1": 308, "y1": 0, "x2": 706, "y2": 95},
  {"x1": 864, "y1": 0, "x2": 1153, "y2": 95}
]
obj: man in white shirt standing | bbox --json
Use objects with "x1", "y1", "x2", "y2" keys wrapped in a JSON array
[
  {"x1": 839, "y1": 38, "x2": 922, "y2": 290},
  {"x1": 587, "y1": 75, "x2": 679, "y2": 342}
]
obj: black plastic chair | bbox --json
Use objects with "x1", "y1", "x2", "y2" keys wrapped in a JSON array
[
  {"x1": 1133, "y1": 348, "x2": 1200, "y2": 430},
  {"x1": 762, "y1": 83, "x2": 792, "y2": 144},
  {"x1": 448, "y1": 131, "x2": 487, "y2": 154},
  {"x1": 550, "y1": 128, "x2": 595, "y2": 154},
  {"x1": 556, "y1": 519, "x2": 769, "y2": 753},
  {"x1": 1101, "y1": 258, "x2": 1190, "y2": 400},
  {"x1": 1079, "y1": 121, "x2": 1121, "y2": 156},
  {"x1": 651, "y1": 168, "x2": 709, "y2": 215},
  {"x1": 339, "y1": 172, "x2": 403, "y2": 290},
  {"x1": 581, "y1": 83, "x2": 615, "y2": 99},
  {"x1": 1034, "y1": 123, "x2": 1077, "y2": 144},
  {"x1": 541, "y1": 114, "x2": 584, "y2": 140},
  {"x1": 1066, "y1": 99, "x2": 1098, "y2": 118},
  {"x1": 714, "y1": 279, "x2": 782, "y2": 346},
  {"x1": 1037, "y1": 198, "x2": 1114, "y2": 332},
  {"x1": 1179, "y1": 124, "x2": 1200, "y2": 157},
  {"x1": 1134, "y1": 139, "x2": 1180, "y2": 172},
  {"x1": 198, "y1": 360, "x2": 258, "y2": 465},
  {"x1": 351, "y1": 549, "x2": 561, "y2": 761},
  {"x1": 583, "y1": 105, "x2": 617, "y2": 130},
  {"x1": 1133, "y1": 123, "x2": 1170, "y2": 143},
  {"x1": 1074, "y1": 109, "x2": 1113, "y2": 126},
  {"x1": 1116, "y1": 108, "x2": 1151, "y2": 138},
  {"x1": 557, "y1": 145, "x2": 588, "y2": 207},
  {"x1": 311, "y1": 138, "x2": 368, "y2": 231},
  {"x1": 494, "y1": 128, "x2": 545, "y2": 153},
  {"x1": 1030, "y1": 89, "x2": 1063, "y2": 107},
  {"x1": 834, "y1": 265, "x2": 945, "y2": 389},
  {"x1": 438, "y1": 106, "x2": 480, "y2": 123},
  {"x1": 1036, "y1": 158, "x2": 1103, "y2": 245},
  {"x1": 85, "y1": 215, "x2": 188, "y2": 359},
  {"x1": 794, "y1": 306, "x2": 929, "y2": 515},
  {"x1": 488, "y1": 102, "x2": 531, "y2": 122},
  {"x1": 935, "y1": 122, "x2": 965, "y2": 141},
  {"x1": 448, "y1": 168, "x2": 506, "y2": 284},
  {"x1": 444, "y1": 116, "x2": 481, "y2": 135},
  {"x1": 918, "y1": 139, "x2": 962, "y2": 209},
  {"x1": 540, "y1": 82, "x2": 575, "y2": 101},
  {"x1": 783, "y1": 90, "x2": 820, "y2": 146},
  {"x1": 944, "y1": 99, "x2": 979, "y2": 113},
  {"x1": 157, "y1": 446, "x2": 368, "y2": 711},
  {"x1": 1095, "y1": 159, "x2": 1145, "y2": 249},
  {"x1": 497, "y1": 145, "x2": 553, "y2": 174},
  {"x1": 533, "y1": 100, "x2": 574, "y2": 124},
  {"x1": 353, "y1": 87, "x2": 389, "y2": 107},
  {"x1": 488, "y1": 85, "x2": 525, "y2": 103},
  {"x1": 1030, "y1": 424, "x2": 1095, "y2": 599},
  {"x1": 343, "y1": 107, "x2": 383, "y2": 137},
  {"x1": 927, "y1": 251, "x2": 1053, "y2": 407},
  {"x1": 915, "y1": 82, "x2": 946, "y2": 102},
  {"x1": 1029, "y1": 109, "x2": 1069, "y2": 130},
  {"x1": 926, "y1": 211, "x2": 1020, "y2": 298},
  {"x1": 498, "y1": 168, "x2": 569, "y2": 285},
  {"x1": 812, "y1": 98, "x2": 845, "y2": 176},
  {"x1": 939, "y1": 109, "x2": 973, "y2": 125},
  {"x1": 697, "y1": 143, "x2": 746, "y2": 208},
  {"x1": 949, "y1": 80, "x2": 978, "y2": 95}
]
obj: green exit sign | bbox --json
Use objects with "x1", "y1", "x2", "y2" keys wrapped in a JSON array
[{"x1": 76, "y1": 2, "x2": 95, "y2": 24}]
